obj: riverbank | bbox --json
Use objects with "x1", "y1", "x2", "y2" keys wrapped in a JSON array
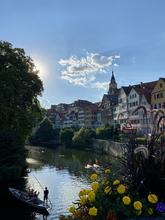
[{"x1": 92, "y1": 139, "x2": 126, "y2": 157}]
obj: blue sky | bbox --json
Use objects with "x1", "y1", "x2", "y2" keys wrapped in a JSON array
[{"x1": 1, "y1": 0, "x2": 165, "y2": 108}]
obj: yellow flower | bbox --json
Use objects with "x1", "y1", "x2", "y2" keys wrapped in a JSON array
[
  {"x1": 85, "y1": 189, "x2": 91, "y2": 195},
  {"x1": 88, "y1": 190, "x2": 95, "y2": 202},
  {"x1": 105, "y1": 168, "x2": 111, "y2": 174},
  {"x1": 69, "y1": 205, "x2": 76, "y2": 213},
  {"x1": 113, "y1": 179, "x2": 120, "y2": 185},
  {"x1": 104, "y1": 186, "x2": 112, "y2": 195},
  {"x1": 136, "y1": 209, "x2": 142, "y2": 216},
  {"x1": 80, "y1": 196, "x2": 87, "y2": 205},
  {"x1": 117, "y1": 184, "x2": 126, "y2": 194},
  {"x1": 103, "y1": 180, "x2": 109, "y2": 186},
  {"x1": 133, "y1": 201, "x2": 142, "y2": 210},
  {"x1": 148, "y1": 194, "x2": 158, "y2": 204},
  {"x1": 89, "y1": 206, "x2": 98, "y2": 216},
  {"x1": 90, "y1": 173, "x2": 97, "y2": 181},
  {"x1": 91, "y1": 181, "x2": 99, "y2": 192},
  {"x1": 148, "y1": 208, "x2": 153, "y2": 215},
  {"x1": 122, "y1": 196, "x2": 131, "y2": 205},
  {"x1": 79, "y1": 189, "x2": 86, "y2": 197}
]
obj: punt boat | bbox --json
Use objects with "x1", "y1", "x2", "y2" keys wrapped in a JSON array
[{"x1": 9, "y1": 187, "x2": 49, "y2": 214}]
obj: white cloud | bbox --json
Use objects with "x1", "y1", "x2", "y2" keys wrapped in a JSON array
[
  {"x1": 91, "y1": 81, "x2": 109, "y2": 90},
  {"x1": 59, "y1": 52, "x2": 120, "y2": 89}
]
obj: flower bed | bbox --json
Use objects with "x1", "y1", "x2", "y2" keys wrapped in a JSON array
[{"x1": 60, "y1": 168, "x2": 165, "y2": 220}]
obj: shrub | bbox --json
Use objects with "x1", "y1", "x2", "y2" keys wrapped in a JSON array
[
  {"x1": 96, "y1": 124, "x2": 114, "y2": 140},
  {"x1": 60, "y1": 128, "x2": 74, "y2": 147},
  {"x1": 72, "y1": 127, "x2": 94, "y2": 149},
  {"x1": 120, "y1": 133, "x2": 165, "y2": 199},
  {"x1": 135, "y1": 137, "x2": 147, "y2": 145}
]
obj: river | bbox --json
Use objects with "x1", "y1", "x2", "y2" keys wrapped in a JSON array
[{"x1": 1, "y1": 145, "x2": 119, "y2": 220}]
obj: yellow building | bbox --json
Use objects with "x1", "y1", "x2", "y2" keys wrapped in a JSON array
[{"x1": 151, "y1": 78, "x2": 165, "y2": 111}]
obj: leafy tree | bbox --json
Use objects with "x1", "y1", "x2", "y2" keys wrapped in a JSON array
[
  {"x1": 72, "y1": 127, "x2": 93, "y2": 148},
  {"x1": 60, "y1": 128, "x2": 74, "y2": 146},
  {"x1": 29, "y1": 118, "x2": 58, "y2": 143},
  {"x1": 96, "y1": 124, "x2": 113, "y2": 139},
  {"x1": 0, "y1": 41, "x2": 43, "y2": 142},
  {"x1": 0, "y1": 41, "x2": 43, "y2": 181}
]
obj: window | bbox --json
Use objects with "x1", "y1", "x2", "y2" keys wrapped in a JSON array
[
  {"x1": 160, "y1": 93, "x2": 163, "y2": 98},
  {"x1": 157, "y1": 94, "x2": 160, "y2": 99},
  {"x1": 160, "y1": 83, "x2": 162, "y2": 88},
  {"x1": 154, "y1": 104, "x2": 157, "y2": 109},
  {"x1": 159, "y1": 103, "x2": 161, "y2": 109}
]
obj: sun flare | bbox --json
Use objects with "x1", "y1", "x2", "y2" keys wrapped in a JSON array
[{"x1": 33, "y1": 58, "x2": 49, "y2": 81}]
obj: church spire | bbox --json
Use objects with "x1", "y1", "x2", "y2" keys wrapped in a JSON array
[
  {"x1": 111, "y1": 70, "x2": 116, "y2": 84},
  {"x1": 108, "y1": 70, "x2": 117, "y2": 95}
]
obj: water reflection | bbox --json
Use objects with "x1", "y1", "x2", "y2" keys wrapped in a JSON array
[
  {"x1": 25, "y1": 145, "x2": 118, "y2": 219},
  {"x1": 1, "y1": 145, "x2": 118, "y2": 220}
]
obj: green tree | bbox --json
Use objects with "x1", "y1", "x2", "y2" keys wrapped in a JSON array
[
  {"x1": 29, "y1": 118, "x2": 58, "y2": 143},
  {"x1": 72, "y1": 127, "x2": 93, "y2": 148},
  {"x1": 59, "y1": 128, "x2": 74, "y2": 147},
  {"x1": 0, "y1": 41, "x2": 43, "y2": 181},
  {"x1": 96, "y1": 124, "x2": 113, "y2": 140}
]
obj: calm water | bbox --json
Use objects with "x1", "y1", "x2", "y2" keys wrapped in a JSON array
[{"x1": 1, "y1": 145, "x2": 118, "y2": 220}]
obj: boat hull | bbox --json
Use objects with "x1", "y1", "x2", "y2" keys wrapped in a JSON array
[{"x1": 9, "y1": 187, "x2": 49, "y2": 215}]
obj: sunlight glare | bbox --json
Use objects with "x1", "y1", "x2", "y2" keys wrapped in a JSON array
[{"x1": 34, "y1": 58, "x2": 49, "y2": 81}]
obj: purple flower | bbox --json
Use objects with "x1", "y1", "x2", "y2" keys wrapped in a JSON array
[{"x1": 156, "y1": 202, "x2": 165, "y2": 213}]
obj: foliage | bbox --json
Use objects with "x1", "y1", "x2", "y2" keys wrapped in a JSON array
[
  {"x1": 120, "y1": 133, "x2": 165, "y2": 200},
  {"x1": 29, "y1": 118, "x2": 59, "y2": 143},
  {"x1": 96, "y1": 124, "x2": 114, "y2": 140},
  {"x1": 60, "y1": 167, "x2": 165, "y2": 220},
  {"x1": 0, "y1": 41, "x2": 43, "y2": 143},
  {"x1": 60, "y1": 128, "x2": 74, "y2": 147},
  {"x1": 72, "y1": 127, "x2": 94, "y2": 148},
  {"x1": 0, "y1": 132, "x2": 26, "y2": 182},
  {"x1": 0, "y1": 41, "x2": 43, "y2": 181},
  {"x1": 135, "y1": 137, "x2": 147, "y2": 145}
]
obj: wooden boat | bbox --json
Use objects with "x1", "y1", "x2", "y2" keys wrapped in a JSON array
[{"x1": 9, "y1": 187, "x2": 49, "y2": 214}]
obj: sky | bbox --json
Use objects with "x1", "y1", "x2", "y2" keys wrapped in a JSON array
[{"x1": 1, "y1": 0, "x2": 165, "y2": 108}]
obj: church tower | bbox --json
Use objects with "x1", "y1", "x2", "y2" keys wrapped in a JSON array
[{"x1": 108, "y1": 70, "x2": 117, "y2": 95}]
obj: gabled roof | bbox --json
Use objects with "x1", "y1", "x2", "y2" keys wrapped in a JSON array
[
  {"x1": 159, "y1": 77, "x2": 165, "y2": 82},
  {"x1": 121, "y1": 86, "x2": 132, "y2": 95},
  {"x1": 131, "y1": 81, "x2": 157, "y2": 104},
  {"x1": 133, "y1": 81, "x2": 157, "y2": 95},
  {"x1": 102, "y1": 94, "x2": 118, "y2": 105}
]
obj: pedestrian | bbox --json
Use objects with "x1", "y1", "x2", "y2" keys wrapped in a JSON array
[
  {"x1": 34, "y1": 190, "x2": 39, "y2": 198},
  {"x1": 44, "y1": 187, "x2": 49, "y2": 205}
]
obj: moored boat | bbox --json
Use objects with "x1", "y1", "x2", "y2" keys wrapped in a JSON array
[{"x1": 9, "y1": 187, "x2": 49, "y2": 214}]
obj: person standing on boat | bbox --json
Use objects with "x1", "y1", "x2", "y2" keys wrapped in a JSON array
[{"x1": 44, "y1": 187, "x2": 49, "y2": 205}]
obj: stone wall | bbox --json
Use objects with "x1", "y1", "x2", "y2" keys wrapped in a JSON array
[{"x1": 93, "y1": 139, "x2": 127, "y2": 157}]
